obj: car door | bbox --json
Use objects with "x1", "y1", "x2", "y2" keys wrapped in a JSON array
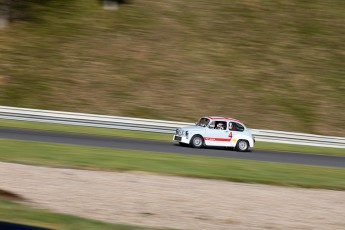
[
  {"x1": 228, "y1": 122, "x2": 246, "y2": 147},
  {"x1": 204, "y1": 121, "x2": 232, "y2": 147}
]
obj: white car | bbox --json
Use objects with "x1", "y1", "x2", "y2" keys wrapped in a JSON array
[{"x1": 173, "y1": 116, "x2": 255, "y2": 151}]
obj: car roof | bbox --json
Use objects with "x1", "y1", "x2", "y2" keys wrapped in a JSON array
[{"x1": 204, "y1": 116, "x2": 241, "y2": 123}]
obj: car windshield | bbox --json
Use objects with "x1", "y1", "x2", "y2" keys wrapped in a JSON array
[{"x1": 196, "y1": 118, "x2": 210, "y2": 127}]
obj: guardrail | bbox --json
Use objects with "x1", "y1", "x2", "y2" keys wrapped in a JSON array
[{"x1": 1, "y1": 106, "x2": 345, "y2": 148}]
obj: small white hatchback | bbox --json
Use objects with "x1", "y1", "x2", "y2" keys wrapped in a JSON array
[{"x1": 173, "y1": 116, "x2": 255, "y2": 151}]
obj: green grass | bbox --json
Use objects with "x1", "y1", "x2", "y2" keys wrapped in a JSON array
[
  {"x1": 0, "y1": 0, "x2": 344, "y2": 136},
  {"x1": 1, "y1": 119, "x2": 345, "y2": 156},
  {"x1": 0, "y1": 199, "x2": 169, "y2": 230},
  {"x1": 1, "y1": 138, "x2": 345, "y2": 190}
]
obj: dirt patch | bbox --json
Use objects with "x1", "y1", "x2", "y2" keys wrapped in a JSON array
[
  {"x1": 0, "y1": 189, "x2": 25, "y2": 201},
  {"x1": 0, "y1": 162, "x2": 344, "y2": 230},
  {"x1": 0, "y1": 75, "x2": 10, "y2": 86}
]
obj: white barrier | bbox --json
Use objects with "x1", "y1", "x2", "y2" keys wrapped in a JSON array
[{"x1": 1, "y1": 106, "x2": 345, "y2": 148}]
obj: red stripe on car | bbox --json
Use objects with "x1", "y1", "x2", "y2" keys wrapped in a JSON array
[{"x1": 204, "y1": 137, "x2": 231, "y2": 141}]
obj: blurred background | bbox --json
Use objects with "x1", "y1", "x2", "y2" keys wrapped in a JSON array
[{"x1": 0, "y1": 0, "x2": 344, "y2": 136}]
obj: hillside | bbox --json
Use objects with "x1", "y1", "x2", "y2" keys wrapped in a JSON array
[{"x1": 0, "y1": 0, "x2": 344, "y2": 136}]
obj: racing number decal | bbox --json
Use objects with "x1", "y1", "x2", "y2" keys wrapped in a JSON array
[{"x1": 228, "y1": 132, "x2": 232, "y2": 142}]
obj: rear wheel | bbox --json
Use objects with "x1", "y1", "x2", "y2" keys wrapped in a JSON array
[
  {"x1": 236, "y1": 140, "x2": 249, "y2": 152},
  {"x1": 190, "y1": 135, "x2": 204, "y2": 148}
]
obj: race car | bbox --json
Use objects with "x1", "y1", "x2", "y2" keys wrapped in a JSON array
[{"x1": 173, "y1": 116, "x2": 255, "y2": 151}]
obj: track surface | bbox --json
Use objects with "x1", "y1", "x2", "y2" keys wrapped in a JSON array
[
  {"x1": 0, "y1": 127, "x2": 344, "y2": 168},
  {"x1": 0, "y1": 221, "x2": 50, "y2": 230}
]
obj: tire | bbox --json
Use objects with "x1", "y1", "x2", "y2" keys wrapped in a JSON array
[
  {"x1": 190, "y1": 135, "x2": 204, "y2": 148},
  {"x1": 236, "y1": 140, "x2": 249, "y2": 152}
]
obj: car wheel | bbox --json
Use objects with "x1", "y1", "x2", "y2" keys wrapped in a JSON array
[
  {"x1": 190, "y1": 135, "x2": 204, "y2": 148},
  {"x1": 236, "y1": 140, "x2": 249, "y2": 152}
]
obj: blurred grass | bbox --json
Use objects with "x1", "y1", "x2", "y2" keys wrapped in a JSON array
[
  {"x1": 0, "y1": 0, "x2": 344, "y2": 136},
  {"x1": 0, "y1": 199, "x2": 168, "y2": 230},
  {"x1": 1, "y1": 138, "x2": 345, "y2": 190},
  {"x1": 1, "y1": 118, "x2": 345, "y2": 156}
]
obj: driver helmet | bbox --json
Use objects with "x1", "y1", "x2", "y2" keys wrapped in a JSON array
[{"x1": 217, "y1": 123, "x2": 224, "y2": 129}]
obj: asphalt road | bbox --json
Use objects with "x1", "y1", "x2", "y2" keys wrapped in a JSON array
[
  {"x1": 0, "y1": 127, "x2": 344, "y2": 168},
  {"x1": 0, "y1": 221, "x2": 50, "y2": 230}
]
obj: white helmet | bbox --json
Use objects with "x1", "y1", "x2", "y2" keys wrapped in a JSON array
[{"x1": 217, "y1": 123, "x2": 224, "y2": 129}]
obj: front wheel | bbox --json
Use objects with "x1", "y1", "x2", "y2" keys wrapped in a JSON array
[
  {"x1": 236, "y1": 140, "x2": 249, "y2": 152},
  {"x1": 190, "y1": 135, "x2": 204, "y2": 148}
]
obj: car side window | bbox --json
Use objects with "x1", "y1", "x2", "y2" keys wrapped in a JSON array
[
  {"x1": 229, "y1": 122, "x2": 244, "y2": 132},
  {"x1": 215, "y1": 121, "x2": 227, "y2": 130},
  {"x1": 197, "y1": 118, "x2": 210, "y2": 127}
]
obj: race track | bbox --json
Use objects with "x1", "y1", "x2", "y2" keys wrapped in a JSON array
[{"x1": 0, "y1": 127, "x2": 344, "y2": 168}]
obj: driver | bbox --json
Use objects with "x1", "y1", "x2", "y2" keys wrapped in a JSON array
[{"x1": 216, "y1": 123, "x2": 224, "y2": 130}]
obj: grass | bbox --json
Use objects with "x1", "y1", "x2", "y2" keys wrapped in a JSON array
[
  {"x1": 1, "y1": 118, "x2": 345, "y2": 156},
  {"x1": 0, "y1": 199, "x2": 169, "y2": 230},
  {"x1": 1, "y1": 138, "x2": 345, "y2": 190},
  {"x1": 0, "y1": 0, "x2": 344, "y2": 136}
]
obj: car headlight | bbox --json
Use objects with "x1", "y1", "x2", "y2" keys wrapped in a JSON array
[
  {"x1": 176, "y1": 129, "x2": 183, "y2": 136},
  {"x1": 176, "y1": 129, "x2": 189, "y2": 137}
]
